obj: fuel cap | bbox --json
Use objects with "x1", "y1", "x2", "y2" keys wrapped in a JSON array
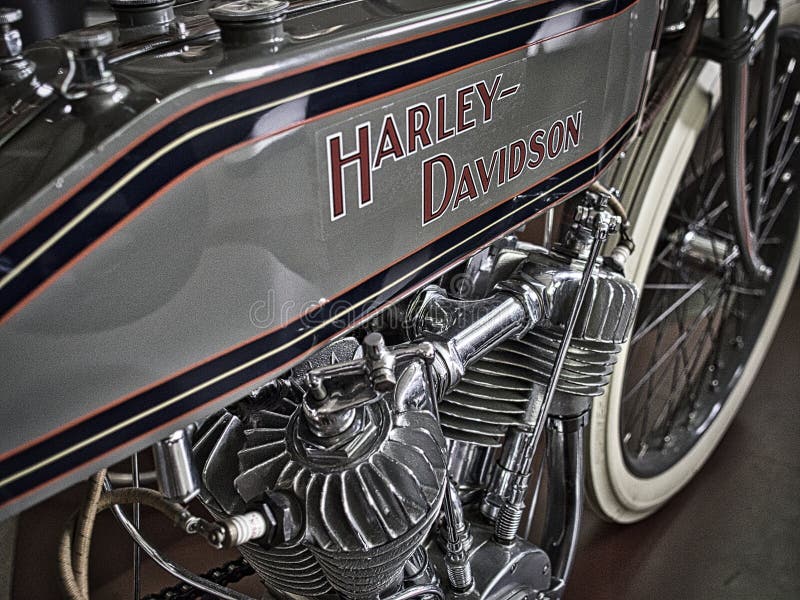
[
  {"x1": 209, "y1": 0, "x2": 289, "y2": 47},
  {"x1": 108, "y1": 0, "x2": 175, "y2": 29},
  {"x1": 108, "y1": 0, "x2": 176, "y2": 29},
  {"x1": 60, "y1": 28, "x2": 116, "y2": 93}
]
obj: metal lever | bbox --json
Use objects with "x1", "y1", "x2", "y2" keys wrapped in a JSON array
[
  {"x1": 303, "y1": 333, "x2": 435, "y2": 436},
  {"x1": 305, "y1": 333, "x2": 435, "y2": 402}
]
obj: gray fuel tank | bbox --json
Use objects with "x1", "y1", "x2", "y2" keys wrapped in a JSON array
[{"x1": 0, "y1": 0, "x2": 659, "y2": 518}]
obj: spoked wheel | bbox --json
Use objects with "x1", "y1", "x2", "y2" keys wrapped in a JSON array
[{"x1": 587, "y1": 24, "x2": 800, "y2": 522}]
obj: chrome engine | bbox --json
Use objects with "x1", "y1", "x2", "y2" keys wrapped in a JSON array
[{"x1": 188, "y1": 192, "x2": 639, "y2": 600}]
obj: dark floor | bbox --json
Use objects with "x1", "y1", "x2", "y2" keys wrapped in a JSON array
[{"x1": 9, "y1": 291, "x2": 800, "y2": 600}]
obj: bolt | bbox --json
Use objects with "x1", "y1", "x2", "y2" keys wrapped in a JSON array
[
  {"x1": 363, "y1": 332, "x2": 396, "y2": 391},
  {"x1": 262, "y1": 491, "x2": 302, "y2": 545}
]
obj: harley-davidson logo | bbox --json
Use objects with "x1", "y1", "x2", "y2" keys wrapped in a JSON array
[{"x1": 325, "y1": 73, "x2": 581, "y2": 225}]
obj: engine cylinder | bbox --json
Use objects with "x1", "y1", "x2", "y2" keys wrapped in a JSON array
[
  {"x1": 193, "y1": 395, "x2": 333, "y2": 597},
  {"x1": 439, "y1": 246, "x2": 638, "y2": 447},
  {"x1": 194, "y1": 358, "x2": 448, "y2": 600}
]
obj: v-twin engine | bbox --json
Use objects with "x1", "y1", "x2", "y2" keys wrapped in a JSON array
[{"x1": 191, "y1": 194, "x2": 639, "y2": 600}]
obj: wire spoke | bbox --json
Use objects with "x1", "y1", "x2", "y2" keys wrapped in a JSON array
[
  {"x1": 759, "y1": 184, "x2": 794, "y2": 244},
  {"x1": 623, "y1": 299, "x2": 722, "y2": 406}
]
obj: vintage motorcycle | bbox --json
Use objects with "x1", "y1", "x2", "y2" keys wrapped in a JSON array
[{"x1": 0, "y1": 0, "x2": 798, "y2": 598}]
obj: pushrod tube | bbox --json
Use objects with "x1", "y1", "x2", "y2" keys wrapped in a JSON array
[
  {"x1": 541, "y1": 414, "x2": 587, "y2": 583},
  {"x1": 492, "y1": 214, "x2": 610, "y2": 544}
]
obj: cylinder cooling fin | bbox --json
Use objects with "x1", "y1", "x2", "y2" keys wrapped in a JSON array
[
  {"x1": 440, "y1": 336, "x2": 621, "y2": 447},
  {"x1": 194, "y1": 392, "x2": 334, "y2": 597}
]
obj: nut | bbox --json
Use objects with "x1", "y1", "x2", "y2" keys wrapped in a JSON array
[{"x1": 262, "y1": 491, "x2": 303, "y2": 545}]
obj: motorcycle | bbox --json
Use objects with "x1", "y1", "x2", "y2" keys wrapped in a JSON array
[{"x1": 0, "y1": 0, "x2": 798, "y2": 598}]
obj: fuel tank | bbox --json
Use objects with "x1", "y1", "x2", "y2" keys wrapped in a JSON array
[{"x1": 0, "y1": 0, "x2": 659, "y2": 518}]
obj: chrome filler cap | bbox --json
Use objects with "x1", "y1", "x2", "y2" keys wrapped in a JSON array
[
  {"x1": 209, "y1": 0, "x2": 289, "y2": 47},
  {"x1": 108, "y1": 0, "x2": 176, "y2": 29}
]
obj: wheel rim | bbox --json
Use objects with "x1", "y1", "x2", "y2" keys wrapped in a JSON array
[{"x1": 620, "y1": 28, "x2": 800, "y2": 478}]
